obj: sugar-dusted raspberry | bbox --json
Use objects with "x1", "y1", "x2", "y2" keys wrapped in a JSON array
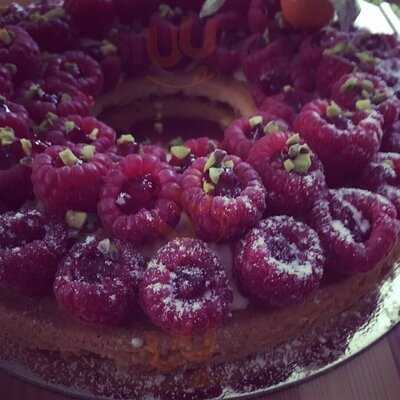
[
  {"x1": 352, "y1": 31, "x2": 399, "y2": 59},
  {"x1": 64, "y1": 0, "x2": 116, "y2": 37},
  {"x1": 294, "y1": 99, "x2": 382, "y2": 185},
  {"x1": 247, "y1": 132, "x2": 327, "y2": 217},
  {"x1": 41, "y1": 115, "x2": 116, "y2": 152},
  {"x1": 309, "y1": 188, "x2": 399, "y2": 275},
  {"x1": 15, "y1": 79, "x2": 93, "y2": 123},
  {"x1": 234, "y1": 216, "x2": 325, "y2": 307},
  {"x1": 77, "y1": 38, "x2": 122, "y2": 92},
  {"x1": 181, "y1": 151, "x2": 266, "y2": 242},
  {"x1": 357, "y1": 152, "x2": 400, "y2": 215},
  {"x1": 382, "y1": 120, "x2": 400, "y2": 153},
  {"x1": 247, "y1": 0, "x2": 281, "y2": 33},
  {"x1": 316, "y1": 54, "x2": 355, "y2": 98},
  {"x1": 169, "y1": 137, "x2": 218, "y2": 173},
  {"x1": 0, "y1": 65, "x2": 13, "y2": 98},
  {"x1": 223, "y1": 112, "x2": 289, "y2": 160},
  {"x1": 98, "y1": 154, "x2": 181, "y2": 244},
  {"x1": 32, "y1": 144, "x2": 111, "y2": 213},
  {"x1": 44, "y1": 51, "x2": 104, "y2": 97},
  {"x1": 19, "y1": 3, "x2": 76, "y2": 52},
  {"x1": 140, "y1": 238, "x2": 233, "y2": 335},
  {"x1": 0, "y1": 208, "x2": 68, "y2": 296},
  {"x1": 0, "y1": 25, "x2": 41, "y2": 83},
  {"x1": 54, "y1": 234, "x2": 145, "y2": 325},
  {"x1": 332, "y1": 72, "x2": 400, "y2": 130}
]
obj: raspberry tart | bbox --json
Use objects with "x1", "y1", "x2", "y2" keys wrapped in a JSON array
[{"x1": 0, "y1": 1, "x2": 400, "y2": 399}]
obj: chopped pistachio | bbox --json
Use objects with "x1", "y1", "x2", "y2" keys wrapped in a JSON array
[
  {"x1": 361, "y1": 89, "x2": 370, "y2": 99},
  {"x1": 117, "y1": 134, "x2": 135, "y2": 145},
  {"x1": 28, "y1": 84, "x2": 45, "y2": 99},
  {"x1": 97, "y1": 238, "x2": 111, "y2": 255},
  {"x1": 88, "y1": 128, "x2": 99, "y2": 141},
  {"x1": 0, "y1": 127, "x2": 15, "y2": 145},
  {"x1": 356, "y1": 98, "x2": 372, "y2": 111},
  {"x1": 249, "y1": 115, "x2": 263, "y2": 128},
  {"x1": 356, "y1": 51, "x2": 376, "y2": 65},
  {"x1": 64, "y1": 121, "x2": 75, "y2": 133},
  {"x1": 20, "y1": 138, "x2": 32, "y2": 156},
  {"x1": 159, "y1": 3, "x2": 174, "y2": 18},
  {"x1": 61, "y1": 93, "x2": 72, "y2": 103},
  {"x1": 43, "y1": 6, "x2": 65, "y2": 20},
  {"x1": 372, "y1": 91, "x2": 388, "y2": 104},
  {"x1": 209, "y1": 167, "x2": 223, "y2": 185},
  {"x1": 169, "y1": 137, "x2": 183, "y2": 147},
  {"x1": 293, "y1": 153, "x2": 312, "y2": 174},
  {"x1": 326, "y1": 101, "x2": 342, "y2": 118},
  {"x1": 203, "y1": 152, "x2": 217, "y2": 172},
  {"x1": 264, "y1": 121, "x2": 283, "y2": 134},
  {"x1": 65, "y1": 210, "x2": 87, "y2": 230},
  {"x1": 59, "y1": 148, "x2": 79, "y2": 166},
  {"x1": 324, "y1": 42, "x2": 346, "y2": 56},
  {"x1": 288, "y1": 143, "x2": 301, "y2": 159},
  {"x1": 0, "y1": 28, "x2": 12, "y2": 45},
  {"x1": 170, "y1": 145, "x2": 191, "y2": 160},
  {"x1": 361, "y1": 79, "x2": 374, "y2": 92},
  {"x1": 38, "y1": 112, "x2": 58, "y2": 132},
  {"x1": 203, "y1": 181, "x2": 215, "y2": 194},
  {"x1": 286, "y1": 133, "x2": 300, "y2": 147},
  {"x1": 283, "y1": 159, "x2": 295, "y2": 173},
  {"x1": 81, "y1": 145, "x2": 96, "y2": 161},
  {"x1": 341, "y1": 77, "x2": 358, "y2": 92},
  {"x1": 383, "y1": 159, "x2": 395, "y2": 169},
  {"x1": 100, "y1": 41, "x2": 117, "y2": 56},
  {"x1": 223, "y1": 160, "x2": 234, "y2": 169}
]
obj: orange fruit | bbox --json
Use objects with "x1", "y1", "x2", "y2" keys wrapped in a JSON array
[{"x1": 280, "y1": 0, "x2": 334, "y2": 30}]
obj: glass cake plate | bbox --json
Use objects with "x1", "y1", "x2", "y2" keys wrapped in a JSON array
[{"x1": 1, "y1": 1, "x2": 400, "y2": 399}]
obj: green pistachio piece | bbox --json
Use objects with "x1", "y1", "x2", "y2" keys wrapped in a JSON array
[
  {"x1": 203, "y1": 152, "x2": 217, "y2": 172},
  {"x1": 383, "y1": 159, "x2": 394, "y2": 169},
  {"x1": 356, "y1": 98, "x2": 372, "y2": 111},
  {"x1": 61, "y1": 93, "x2": 72, "y2": 103},
  {"x1": 361, "y1": 89, "x2": 370, "y2": 99},
  {"x1": 65, "y1": 210, "x2": 87, "y2": 230},
  {"x1": 0, "y1": 29, "x2": 12, "y2": 45},
  {"x1": 80, "y1": 145, "x2": 96, "y2": 161},
  {"x1": 28, "y1": 84, "x2": 45, "y2": 99},
  {"x1": 249, "y1": 115, "x2": 263, "y2": 128},
  {"x1": 64, "y1": 121, "x2": 75, "y2": 133},
  {"x1": 326, "y1": 101, "x2": 342, "y2": 118},
  {"x1": 203, "y1": 181, "x2": 215, "y2": 194},
  {"x1": 88, "y1": 128, "x2": 99, "y2": 141},
  {"x1": 169, "y1": 137, "x2": 183, "y2": 147},
  {"x1": 101, "y1": 41, "x2": 117, "y2": 56},
  {"x1": 286, "y1": 133, "x2": 300, "y2": 147},
  {"x1": 97, "y1": 238, "x2": 111, "y2": 254},
  {"x1": 293, "y1": 153, "x2": 312, "y2": 174},
  {"x1": 223, "y1": 160, "x2": 234, "y2": 169},
  {"x1": 209, "y1": 167, "x2": 223, "y2": 185},
  {"x1": 324, "y1": 42, "x2": 346, "y2": 56},
  {"x1": 372, "y1": 91, "x2": 388, "y2": 104},
  {"x1": 341, "y1": 77, "x2": 358, "y2": 92},
  {"x1": 59, "y1": 148, "x2": 79, "y2": 166},
  {"x1": 264, "y1": 121, "x2": 283, "y2": 134},
  {"x1": 20, "y1": 139, "x2": 32, "y2": 156},
  {"x1": 117, "y1": 134, "x2": 135, "y2": 145},
  {"x1": 284, "y1": 159, "x2": 295, "y2": 173},
  {"x1": 356, "y1": 51, "x2": 376, "y2": 65},
  {"x1": 0, "y1": 127, "x2": 15, "y2": 145},
  {"x1": 361, "y1": 79, "x2": 374, "y2": 92},
  {"x1": 288, "y1": 143, "x2": 301, "y2": 159},
  {"x1": 170, "y1": 145, "x2": 191, "y2": 160}
]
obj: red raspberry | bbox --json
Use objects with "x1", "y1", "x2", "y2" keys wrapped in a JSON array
[
  {"x1": 0, "y1": 208, "x2": 68, "y2": 296},
  {"x1": 223, "y1": 112, "x2": 289, "y2": 160},
  {"x1": 309, "y1": 188, "x2": 399, "y2": 275},
  {"x1": 294, "y1": 99, "x2": 382, "y2": 185},
  {"x1": 382, "y1": 120, "x2": 400, "y2": 153},
  {"x1": 77, "y1": 38, "x2": 122, "y2": 92},
  {"x1": 0, "y1": 25, "x2": 41, "y2": 83},
  {"x1": 247, "y1": 0, "x2": 281, "y2": 34},
  {"x1": 41, "y1": 115, "x2": 116, "y2": 152},
  {"x1": 140, "y1": 238, "x2": 233, "y2": 335},
  {"x1": 98, "y1": 154, "x2": 181, "y2": 244},
  {"x1": 19, "y1": 3, "x2": 76, "y2": 53},
  {"x1": 113, "y1": 0, "x2": 157, "y2": 24},
  {"x1": 247, "y1": 132, "x2": 327, "y2": 217},
  {"x1": 352, "y1": 31, "x2": 399, "y2": 59},
  {"x1": 64, "y1": 0, "x2": 116, "y2": 37},
  {"x1": 234, "y1": 216, "x2": 325, "y2": 307},
  {"x1": 15, "y1": 79, "x2": 93, "y2": 123},
  {"x1": 54, "y1": 234, "x2": 145, "y2": 325},
  {"x1": 0, "y1": 65, "x2": 13, "y2": 98},
  {"x1": 316, "y1": 54, "x2": 355, "y2": 98},
  {"x1": 332, "y1": 72, "x2": 400, "y2": 130},
  {"x1": 0, "y1": 96, "x2": 30, "y2": 124},
  {"x1": 0, "y1": 3, "x2": 29, "y2": 26},
  {"x1": 32, "y1": 144, "x2": 111, "y2": 213},
  {"x1": 357, "y1": 152, "x2": 400, "y2": 215},
  {"x1": 44, "y1": 51, "x2": 104, "y2": 97},
  {"x1": 181, "y1": 151, "x2": 266, "y2": 242}
]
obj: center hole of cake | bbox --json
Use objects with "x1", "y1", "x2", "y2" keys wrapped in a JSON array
[
  {"x1": 117, "y1": 174, "x2": 160, "y2": 214},
  {"x1": 214, "y1": 169, "x2": 243, "y2": 198},
  {"x1": 174, "y1": 265, "x2": 207, "y2": 300}
]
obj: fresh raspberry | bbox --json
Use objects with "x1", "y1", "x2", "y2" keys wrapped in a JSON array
[
  {"x1": 77, "y1": 38, "x2": 122, "y2": 92},
  {"x1": 382, "y1": 120, "x2": 400, "y2": 153},
  {"x1": 140, "y1": 238, "x2": 233, "y2": 335},
  {"x1": 0, "y1": 96, "x2": 30, "y2": 124},
  {"x1": 98, "y1": 154, "x2": 181, "y2": 244},
  {"x1": 376, "y1": 57, "x2": 400, "y2": 91},
  {"x1": 309, "y1": 188, "x2": 399, "y2": 275},
  {"x1": 357, "y1": 152, "x2": 400, "y2": 215},
  {"x1": 54, "y1": 234, "x2": 145, "y2": 325},
  {"x1": 32, "y1": 144, "x2": 111, "y2": 213},
  {"x1": 0, "y1": 208, "x2": 68, "y2": 296},
  {"x1": 63, "y1": 0, "x2": 116, "y2": 37},
  {"x1": 0, "y1": 65, "x2": 13, "y2": 98},
  {"x1": 0, "y1": 3, "x2": 29, "y2": 26},
  {"x1": 294, "y1": 99, "x2": 382, "y2": 185},
  {"x1": 19, "y1": 3, "x2": 76, "y2": 52},
  {"x1": 141, "y1": 144, "x2": 168, "y2": 162},
  {"x1": 0, "y1": 25, "x2": 41, "y2": 83},
  {"x1": 169, "y1": 137, "x2": 218, "y2": 173},
  {"x1": 234, "y1": 216, "x2": 325, "y2": 307},
  {"x1": 223, "y1": 113, "x2": 289, "y2": 160},
  {"x1": 113, "y1": 0, "x2": 157, "y2": 24},
  {"x1": 181, "y1": 151, "x2": 266, "y2": 242},
  {"x1": 15, "y1": 79, "x2": 93, "y2": 123},
  {"x1": 316, "y1": 54, "x2": 355, "y2": 98},
  {"x1": 247, "y1": 132, "x2": 327, "y2": 217},
  {"x1": 40, "y1": 115, "x2": 116, "y2": 152},
  {"x1": 332, "y1": 72, "x2": 400, "y2": 130},
  {"x1": 44, "y1": 51, "x2": 104, "y2": 97},
  {"x1": 352, "y1": 31, "x2": 399, "y2": 59},
  {"x1": 247, "y1": 0, "x2": 281, "y2": 34}
]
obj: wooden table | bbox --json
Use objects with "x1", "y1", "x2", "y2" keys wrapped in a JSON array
[{"x1": 0, "y1": 324, "x2": 399, "y2": 400}]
